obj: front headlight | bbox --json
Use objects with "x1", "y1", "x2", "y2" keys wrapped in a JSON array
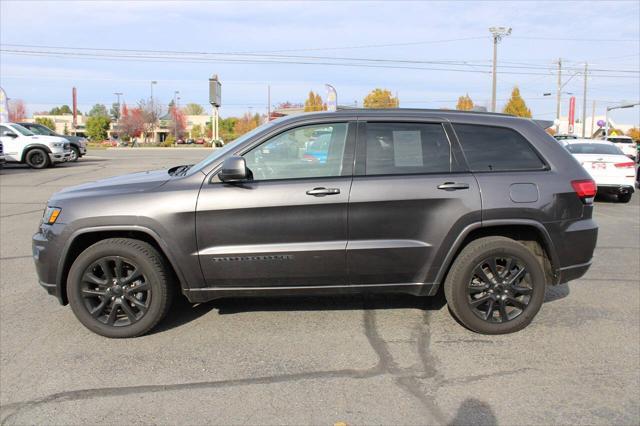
[
  {"x1": 43, "y1": 207, "x2": 62, "y2": 225},
  {"x1": 52, "y1": 142, "x2": 64, "y2": 148}
]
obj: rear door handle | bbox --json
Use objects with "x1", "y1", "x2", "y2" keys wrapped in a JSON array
[
  {"x1": 437, "y1": 182, "x2": 470, "y2": 191},
  {"x1": 306, "y1": 187, "x2": 340, "y2": 196}
]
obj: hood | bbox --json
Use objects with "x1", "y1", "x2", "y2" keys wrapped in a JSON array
[
  {"x1": 52, "y1": 169, "x2": 171, "y2": 200},
  {"x1": 29, "y1": 135, "x2": 68, "y2": 145}
]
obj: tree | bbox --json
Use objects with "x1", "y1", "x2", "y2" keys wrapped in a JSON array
[
  {"x1": 304, "y1": 91, "x2": 325, "y2": 112},
  {"x1": 137, "y1": 98, "x2": 161, "y2": 142},
  {"x1": 363, "y1": 89, "x2": 399, "y2": 109},
  {"x1": 63, "y1": 123, "x2": 70, "y2": 135},
  {"x1": 456, "y1": 94, "x2": 474, "y2": 111},
  {"x1": 49, "y1": 105, "x2": 73, "y2": 115},
  {"x1": 169, "y1": 105, "x2": 187, "y2": 138},
  {"x1": 182, "y1": 103, "x2": 205, "y2": 115},
  {"x1": 8, "y1": 99, "x2": 27, "y2": 122},
  {"x1": 190, "y1": 124, "x2": 203, "y2": 139},
  {"x1": 502, "y1": 87, "x2": 532, "y2": 118},
  {"x1": 110, "y1": 103, "x2": 121, "y2": 121},
  {"x1": 219, "y1": 117, "x2": 239, "y2": 141},
  {"x1": 35, "y1": 117, "x2": 56, "y2": 131},
  {"x1": 627, "y1": 127, "x2": 640, "y2": 142},
  {"x1": 234, "y1": 113, "x2": 260, "y2": 136},
  {"x1": 275, "y1": 101, "x2": 303, "y2": 109},
  {"x1": 88, "y1": 103, "x2": 109, "y2": 117},
  {"x1": 119, "y1": 104, "x2": 145, "y2": 140},
  {"x1": 85, "y1": 115, "x2": 111, "y2": 141}
]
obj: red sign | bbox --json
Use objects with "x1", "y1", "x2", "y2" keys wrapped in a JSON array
[{"x1": 568, "y1": 96, "x2": 576, "y2": 134}]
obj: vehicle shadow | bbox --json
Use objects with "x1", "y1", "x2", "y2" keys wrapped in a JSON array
[
  {"x1": 212, "y1": 291, "x2": 448, "y2": 315},
  {"x1": 448, "y1": 398, "x2": 497, "y2": 426}
]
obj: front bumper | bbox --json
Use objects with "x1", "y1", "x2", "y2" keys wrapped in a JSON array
[
  {"x1": 33, "y1": 224, "x2": 67, "y2": 305},
  {"x1": 50, "y1": 151, "x2": 72, "y2": 163}
]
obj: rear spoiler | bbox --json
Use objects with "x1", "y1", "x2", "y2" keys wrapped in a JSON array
[{"x1": 533, "y1": 119, "x2": 554, "y2": 129}]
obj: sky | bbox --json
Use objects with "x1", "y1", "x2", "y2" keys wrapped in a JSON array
[{"x1": 1, "y1": 0, "x2": 639, "y2": 124}]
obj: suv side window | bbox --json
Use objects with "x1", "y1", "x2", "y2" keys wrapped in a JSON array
[
  {"x1": 243, "y1": 122, "x2": 349, "y2": 180},
  {"x1": 364, "y1": 122, "x2": 451, "y2": 175},
  {"x1": 454, "y1": 124, "x2": 546, "y2": 172}
]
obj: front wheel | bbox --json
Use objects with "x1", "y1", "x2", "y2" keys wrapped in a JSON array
[
  {"x1": 70, "y1": 146, "x2": 80, "y2": 162},
  {"x1": 25, "y1": 148, "x2": 51, "y2": 169},
  {"x1": 67, "y1": 238, "x2": 174, "y2": 338},
  {"x1": 444, "y1": 236, "x2": 546, "y2": 334}
]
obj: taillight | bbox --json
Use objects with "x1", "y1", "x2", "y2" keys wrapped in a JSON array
[
  {"x1": 571, "y1": 179, "x2": 597, "y2": 203},
  {"x1": 614, "y1": 162, "x2": 635, "y2": 168}
]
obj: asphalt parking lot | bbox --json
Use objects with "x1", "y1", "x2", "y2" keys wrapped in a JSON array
[{"x1": 1, "y1": 149, "x2": 638, "y2": 425}]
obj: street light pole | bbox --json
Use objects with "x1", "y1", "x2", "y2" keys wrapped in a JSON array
[
  {"x1": 556, "y1": 58, "x2": 562, "y2": 133},
  {"x1": 173, "y1": 90, "x2": 179, "y2": 141},
  {"x1": 489, "y1": 26, "x2": 511, "y2": 112},
  {"x1": 605, "y1": 102, "x2": 639, "y2": 139},
  {"x1": 581, "y1": 63, "x2": 588, "y2": 138}
]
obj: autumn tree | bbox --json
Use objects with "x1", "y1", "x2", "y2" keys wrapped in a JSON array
[
  {"x1": 169, "y1": 105, "x2": 187, "y2": 138},
  {"x1": 627, "y1": 127, "x2": 640, "y2": 142},
  {"x1": 35, "y1": 117, "x2": 56, "y2": 130},
  {"x1": 363, "y1": 89, "x2": 399, "y2": 109},
  {"x1": 234, "y1": 113, "x2": 261, "y2": 136},
  {"x1": 138, "y1": 98, "x2": 162, "y2": 142},
  {"x1": 502, "y1": 87, "x2": 532, "y2": 118},
  {"x1": 49, "y1": 105, "x2": 72, "y2": 115},
  {"x1": 456, "y1": 94, "x2": 474, "y2": 111},
  {"x1": 182, "y1": 103, "x2": 205, "y2": 115},
  {"x1": 118, "y1": 104, "x2": 145, "y2": 140},
  {"x1": 8, "y1": 99, "x2": 27, "y2": 122},
  {"x1": 191, "y1": 124, "x2": 203, "y2": 139},
  {"x1": 304, "y1": 91, "x2": 325, "y2": 112}
]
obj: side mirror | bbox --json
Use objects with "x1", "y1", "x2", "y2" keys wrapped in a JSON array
[
  {"x1": 1, "y1": 131, "x2": 17, "y2": 138},
  {"x1": 219, "y1": 156, "x2": 249, "y2": 182}
]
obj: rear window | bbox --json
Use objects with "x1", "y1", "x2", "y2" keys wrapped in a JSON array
[
  {"x1": 566, "y1": 143, "x2": 623, "y2": 155},
  {"x1": 364, "y1": 122, "x2": 451, "y2": 175},
  {"x1": 454, "y1": 124, "x2": 546, "y2": 172}
]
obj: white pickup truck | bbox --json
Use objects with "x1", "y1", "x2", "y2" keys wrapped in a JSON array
[{"x1": 0, "y1": 122, "x2": 72, "y2": 168}]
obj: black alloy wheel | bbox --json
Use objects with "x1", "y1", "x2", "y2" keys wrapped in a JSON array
[
  {"x1": 80, "y1": 256, "x2": 151, "y2": 327},
  {"x1": 467, "y1": 256, "x2": 532, "y2": 323}
]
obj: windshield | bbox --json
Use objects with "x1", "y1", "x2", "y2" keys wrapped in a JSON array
[
  {"x1": 10, "y1": 124, "x2": 35, "y2": 136},
  {"x1": 190, "y1": 120, "x2": 281, "y2": 172},
  {"x1": 566, "y1": 143, "x2": 624, "y2": 155},
  {"x1": 27, "y1": 124, "x2": 55, "y2": 136}
]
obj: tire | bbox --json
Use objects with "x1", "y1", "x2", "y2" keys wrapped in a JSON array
[
  {"x1": 25, "y1": 148, "x2": 50, "y2": 169},
  {"x1": 618, "y1": 193, "x2": 632, "y2": 203},
  {"x1": 67, "y1": 238, "x2": 174, "y2": 338},
  {"x1": 70, "y1": 146, "x2": 80, "y2": 162},
  {"x1": 444, "y1": 236, "x2": 546, "y2": 334}
]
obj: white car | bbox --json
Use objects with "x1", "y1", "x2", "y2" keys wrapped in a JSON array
[
  {"x1": 564, "y1": 139, "x2": 635, "y2": 203},
  {"x1": 0, "y1": 122, "x2": 72, "y2": 169},
  {"x1": 606, "y1": 135, "x2": 637, "y2": 161}
]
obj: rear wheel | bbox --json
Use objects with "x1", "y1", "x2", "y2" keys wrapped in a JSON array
[
  {"x1": 25, "y1": 148, "x2": 50, "y2": 169},
  {"x1": 444, "y1": 236, "x2": 546, "y2": 334},
  {"x1": 618, "y1": 192, "x2": 632, "y2": 203},
  {"x1": 67, "y1": 238, "x2": 174, "y2": 338}
]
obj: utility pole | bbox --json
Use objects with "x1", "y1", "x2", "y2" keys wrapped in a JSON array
[
  {"x1": 173, "y1": 90, "x2": 179, "y2": 142},
  {"x1": 591, "y1": 100, "x2": 596, "y2": 137},
  {"x1": 581, "y1": 63, "x2": 588, "y2": 138},
  {"x1": 556, "y1": 59, "x2": 562, "y2": 133},
  {"x1": 489, "y1": 26, "x2": 512, "y2": 112}
]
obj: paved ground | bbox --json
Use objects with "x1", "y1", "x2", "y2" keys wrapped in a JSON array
[{"x1": 1, "y1": 149, "x2": 638, "y2": 425}]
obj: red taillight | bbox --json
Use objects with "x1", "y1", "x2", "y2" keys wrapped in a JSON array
[
  {"x1": 614, "y1": 162, "x2": 635, "y2": 168},
  {"x1": 571, "y1": 179, "x2": 597, "y2": 202}
]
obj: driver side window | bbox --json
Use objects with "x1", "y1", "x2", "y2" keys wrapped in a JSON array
[{"x1": 243, "y1": 123, "x2": 349, "y2": 181}]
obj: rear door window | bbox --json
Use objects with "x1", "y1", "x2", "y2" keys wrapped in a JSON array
[
  {"x1": 364, "y1": 122, "x2": 451, "y2": 175},
  {"x1": 454, "y1": 124, "x2": 546, "y2": 172}
]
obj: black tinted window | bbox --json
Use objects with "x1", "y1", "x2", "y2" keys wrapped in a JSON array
[
  {"x1": 365, "y1": 122, "x2": 450, "y2": 175},
  {"x1": 454, "y1": 124, "x2": 545, "y2": 172}
]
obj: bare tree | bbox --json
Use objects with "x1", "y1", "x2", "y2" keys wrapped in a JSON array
[{"x1": 137, "y1": 98, "x2": 162, "y2": 143}]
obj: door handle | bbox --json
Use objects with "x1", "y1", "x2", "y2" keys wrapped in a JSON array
[
  {"x1": 306, "y1": 187, "x2": 340, "y2": 196},
  {"x1": 437, "y1": 182, "x2": 470, "y2": 191}
]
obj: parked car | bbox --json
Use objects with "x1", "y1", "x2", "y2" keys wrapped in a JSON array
[
  {"x1": 1, "y1": 122, "x2": 71, "y2": 168},
  {"x1": 605, "y1": 135, "x2": 637, "y2": 161},
  {"x1": 564, "y1": 139, "x2": 635, "y2": 202},
  {"x1": 186, "y1": 138, "x2": 195, "y2": 145},
  {"x1": 33, "y1": 109, "x2": 598, "y2": 338},
  {"x1": 0, "y1": 140, "x2": 5, "y2": 167},
  {"x1": 101, "y1": 140, "x2": 118, "y2": 147},
  {"x1": 19, "y1": 122, "x2": 87, "y2": 162},
  {"x1": 195, "y1": 138, "x2": 206, "y2": 145}
]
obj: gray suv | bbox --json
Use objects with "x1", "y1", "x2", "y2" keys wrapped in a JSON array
[{"x1": 33, "y1": 109, "x2": 598, "y2": 338}]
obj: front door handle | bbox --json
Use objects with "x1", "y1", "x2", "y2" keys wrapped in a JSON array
[
  {"x1": 437, "y1": 182, "x2": 470, "y2": 191},
  {"x1": 306, "y1": 187, "x2": 341, "y2": 196}
]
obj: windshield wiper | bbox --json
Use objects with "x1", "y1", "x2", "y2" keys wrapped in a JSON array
[{"x1": 169, "y1": 164, "x2": 193, "y2": 176}]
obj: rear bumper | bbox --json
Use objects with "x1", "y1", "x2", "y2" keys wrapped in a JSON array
[{"x1": 558, "y1": 260, "x2": 592, "y2": 284}]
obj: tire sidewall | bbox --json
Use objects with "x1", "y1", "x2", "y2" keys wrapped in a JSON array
[
  {"x1": 70, "y1": 146, "x2": 79, "y2": 162},
  {"x1": 447, "y1": 239, "x2": 546, "y2": 334},
  {"x1": 26, "y1": 149, "x2": 50, "y2": 169},
  {"x1": 67, "y1": 241, "x2": 168, "y2": 338}
]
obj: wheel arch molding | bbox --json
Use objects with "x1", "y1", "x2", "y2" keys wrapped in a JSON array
[
  {"x1": 56, "y1": 225, "x2": 189, "y2": 305},
  {"x1": 21, "y1": 144, "x2": 52, "y2": 162}
]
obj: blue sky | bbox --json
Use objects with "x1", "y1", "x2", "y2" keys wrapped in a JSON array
[{"x1": 1, "y1": 0, "x2": 638, "y2": 124}]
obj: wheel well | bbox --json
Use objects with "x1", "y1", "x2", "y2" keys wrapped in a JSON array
[
  {"x1": 59, "y1": 230, "x2": 180, "y2": 304},
  {"x1": 441, "y1": 225, "x2": 556, "y2": 287},
  {"x1": 21, "y1": 145, "x2": 51, "y2": 162}
]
